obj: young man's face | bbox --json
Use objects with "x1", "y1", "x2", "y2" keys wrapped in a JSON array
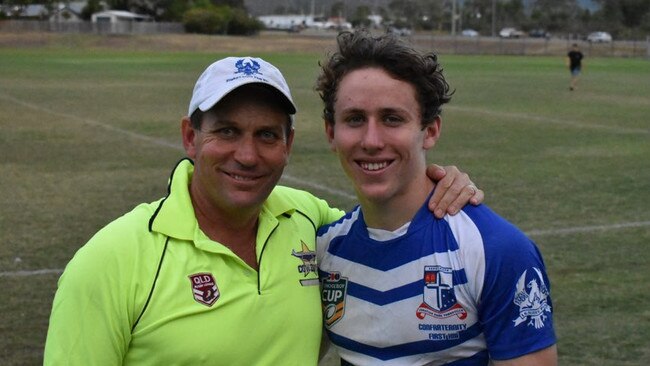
[
  {"x1": 183, "y1": 86, "x2": 294, "y2": 215},
  {"x1": 326, "y1": 67, "x2": 440, "y2": 205}
]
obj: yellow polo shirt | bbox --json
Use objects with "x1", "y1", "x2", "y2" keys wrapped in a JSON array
[{"x1": 44, "y1": 159, "x2": 343, "y2": 365}]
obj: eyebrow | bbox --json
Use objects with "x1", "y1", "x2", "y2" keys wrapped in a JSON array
[{"x1": 340, "y1": 107, "x2": 408, "y2": 115}]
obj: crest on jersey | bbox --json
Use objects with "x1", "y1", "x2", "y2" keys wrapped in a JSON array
[
  {"x1": 189, "y1": 272, "x2": 220, "y2": 307},
  {"x1": 321, "y1": 272, "x2": 348, "y2": 328},
  {"x1": 416, "y1": 265, "x2": 467, "y2": 320},
  {"x1": 513, "y1": 267, "x2": 552, "y2": 329},
  {"x1": 291, "y1": 241, "x2": 317, "y2": 277}
]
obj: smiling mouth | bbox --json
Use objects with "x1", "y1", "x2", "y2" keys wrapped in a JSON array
[
  {"x1": 359, "y1": 161, "x2": 390, "y2": 171},
  {"x1": 227, "y1": 172, "x2": 259, "y2": 181}
]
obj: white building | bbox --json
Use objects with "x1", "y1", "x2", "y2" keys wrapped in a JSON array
[
  {"x1": 91, "y1": 10, "x2": 151, "y2": 23},
  {"x1": 50, "y1": 2, "x2": 87, "y2": 22}
]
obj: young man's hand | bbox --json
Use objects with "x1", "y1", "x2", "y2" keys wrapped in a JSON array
[{"x1": 426, "y1": 164, "x2": 484, "y2": 218}]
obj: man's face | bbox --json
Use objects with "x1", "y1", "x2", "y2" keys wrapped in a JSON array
[
  {"x1": 326, "y1": 67, "x2": 439, "y2": 205},
  {"x1": 184, "y1": 87, "x2": 294, "y2": 216}
]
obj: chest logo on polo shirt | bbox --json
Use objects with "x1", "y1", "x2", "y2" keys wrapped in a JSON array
[
  {"x1": 291, "y1": 241, "x2": 317, "y2": 277},
  {"x1": 188, "y1": 273, "x2": 220, "y2": 307},
  {"x1": 416, "y1": 265, "x2": 467, "y2": 320}
]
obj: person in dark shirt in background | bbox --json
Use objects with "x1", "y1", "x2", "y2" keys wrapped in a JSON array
[{"x1": 567, "y1": 43, "x2": 584, "y2": 91}]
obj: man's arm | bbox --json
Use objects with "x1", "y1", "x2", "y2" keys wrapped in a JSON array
[
  {"x1": 44, "y1": 245, "x2": 131, "y2": 365},
  {"x1": 493, "y1": 345, "x2": 558, "y2": 366},
  {"x1": 43, "y1": 215, "x2": 154, "y2": 365},
  {"x1": 426, "y1": 164, "x2": 484, "y2": 218}
]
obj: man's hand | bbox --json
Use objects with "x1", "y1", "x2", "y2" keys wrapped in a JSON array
[{"x1": 426, "y1": 164, "x2": 484, "y2": 219}]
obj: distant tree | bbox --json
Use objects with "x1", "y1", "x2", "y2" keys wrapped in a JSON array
[
  {"x1": 158, "y1": 0, "x2": 192, "y2": 21},
  {"x1": 227, "y1": 7, "x2": 263, "y2": 34},
  {"x1": 330, "y1": 1, "x2": 345, "y2": 18},
  {"x1": 106, "y1": 0, "x2": 130, "y2": 11},
  {"x1": 502, "y1": 0, "x2": 525, "y2": 27},
  {"x1": 386, "y1": 0, "x2": 443, "y2": 30},
  {"x1": 461, "y1": 0, "x2": 496, "y2": 34},
  {"x1": 413, "y1": 0, "x2": 445, "y2": 31},
  {"x1": 530, "y1": 0, "x2": 580, "y2": 33},
  {"x1": 211, "y1": 0, "x2": 245, "y2": 9},
  {"x1": 641, "y1": 12, "x2": 650, "y2": 33},
  {"x1": 594, "y1": 0, "x2": 650, "y2": 38},
  {"x1": 182, "y1": 0, "x2": 260, "y2": 35},
  {"x1": 350, "y1": 5, "x2": 372, "y2": 28},
  {"x1": 81, "y1": 0, "x2": 104, "y2": 20},
  {"x1": 621, "y1": 0, "x2": 650, "y2": 28},
  {"x1": 183, "y1": 4, "x2": 232, "y2": 34},
  {"x1": 131, "y1": 0, "x2": 174, "y2": 18}
]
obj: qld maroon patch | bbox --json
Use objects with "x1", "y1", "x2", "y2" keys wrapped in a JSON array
[{"x1": 188, "y1": 273, "x2": 220, "y2": 307}]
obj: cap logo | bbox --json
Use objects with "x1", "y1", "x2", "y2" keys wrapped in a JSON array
[{"x1": 235, "y1": 58, "x2": 262, "y2": 77}]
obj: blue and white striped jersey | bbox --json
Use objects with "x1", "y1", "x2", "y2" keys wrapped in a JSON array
[{"x1": 317, "y1": 200, "x2": 556, "y2": 365}]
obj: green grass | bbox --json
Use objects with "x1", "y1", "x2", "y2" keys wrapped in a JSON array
[{"x1": 1, "y1": 40, "x2": 649, "y2": 365}]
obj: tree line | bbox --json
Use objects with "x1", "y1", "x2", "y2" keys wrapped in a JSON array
[
  {"x1": 2, "y1": 0, "x2": 649, "y2": 39},
  {"x1": 337, "y1": 0, "x2": 650, "y2": 40}
]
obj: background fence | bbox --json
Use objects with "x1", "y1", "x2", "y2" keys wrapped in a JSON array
[
  {"x1": 409, "y1": 33, "x2": 650, "y2": 58},
  {"x1": 0, "y1": 19, "x2": 183, "y2": 35},
  {"x1": 1, "y1": 20, "x2": 648, "y2": 58}
]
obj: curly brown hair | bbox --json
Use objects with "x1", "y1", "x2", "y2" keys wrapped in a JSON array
[{"x1": 316, "y1": 30, "x2": 452, "y2": 127}]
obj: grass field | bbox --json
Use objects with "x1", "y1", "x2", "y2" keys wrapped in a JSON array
[{"x1": 1, "y1": 33, "x2": 649, "y2": 365}]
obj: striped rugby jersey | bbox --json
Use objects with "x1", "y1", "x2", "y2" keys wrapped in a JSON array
[{"x1": 317, "y1": 200, "x2": 556, "y2": 365}]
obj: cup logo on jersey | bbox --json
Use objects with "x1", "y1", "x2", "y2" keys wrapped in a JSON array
[
  {"x1": 416, "y1": 265, "x2": 467, "y2": 320},
  {"x1": 321, "y1": 272, "x2": 348, "y2": 328},
  {"x1": 189, "y1": 273, "x2": 220, "y2": 307}
]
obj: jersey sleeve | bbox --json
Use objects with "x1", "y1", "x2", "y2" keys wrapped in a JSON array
[
  {"x1": 44, "y1": 207, "x2": 160, "y2": 365},
  {"x1": 464, "y1": 205, "x2": 556, "y2": 360}
]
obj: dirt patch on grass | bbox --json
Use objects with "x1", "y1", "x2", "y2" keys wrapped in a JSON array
[{"x1": 0, "y1": 31, "x2": 338, "y2": 54}]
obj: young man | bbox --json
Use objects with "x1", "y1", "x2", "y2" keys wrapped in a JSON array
[
  {"x1": 44, "y1": 56, "x2": 481, "y2": 365},
  {"x1": 567, "y1": 43, "x2": 584, "y2": 91},
  {"x1": 316, "y1": 31, "x2": 557, "y2": 365}
]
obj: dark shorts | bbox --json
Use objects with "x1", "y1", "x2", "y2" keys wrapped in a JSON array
[{"x1": 571, "y1": 66, "x2": 581, "y2": 76}]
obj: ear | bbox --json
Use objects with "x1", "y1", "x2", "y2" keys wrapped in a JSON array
[
  {"x1": 422, "y1": 116, "x2": 441, "y2": 150},
  {"x1": 181, "y1": 116, "x2": 197, "y2": 159},
  {"x1": 324, "y1": 121, "x2": 337, "y2": 152}
]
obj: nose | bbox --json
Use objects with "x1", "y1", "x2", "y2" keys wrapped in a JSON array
[
  {"x1": 360, "y1": 120, "x2": 384, "y2": 152},
  {"x1": 233, "y1": 135, "x2": 259, "y2": 167}
]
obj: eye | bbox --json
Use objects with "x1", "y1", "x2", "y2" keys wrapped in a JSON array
[
  {"x1": 257, "y1": 129, "x2": 281, "y2": 143},
  {"x1": 344, "y1": 114, "x2": 365, "y2": 127},
  {"x1": 211, "y1": 127, "x2": 238, "y2": 139},
  {"x1": 383, "y1": 114, "x2": 404, "y2": 126}
]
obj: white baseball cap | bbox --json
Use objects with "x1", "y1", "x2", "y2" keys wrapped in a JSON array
[{"x1": 188, "y1": 56, "x2": 297, "y2": 116}]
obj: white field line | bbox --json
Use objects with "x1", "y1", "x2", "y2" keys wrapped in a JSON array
[
  {"x1": 446, "y1": 105, "x2": 650, "y2": 135},
  {"x1": 1, "y1": 93, "x2": 355, "y2": 200},
  {"x1": 0, "y1": 269, "x2": 63, "y2": 277},
  {"x1": 526, "y1": 220, "x2": 650, "y2": 237}
]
